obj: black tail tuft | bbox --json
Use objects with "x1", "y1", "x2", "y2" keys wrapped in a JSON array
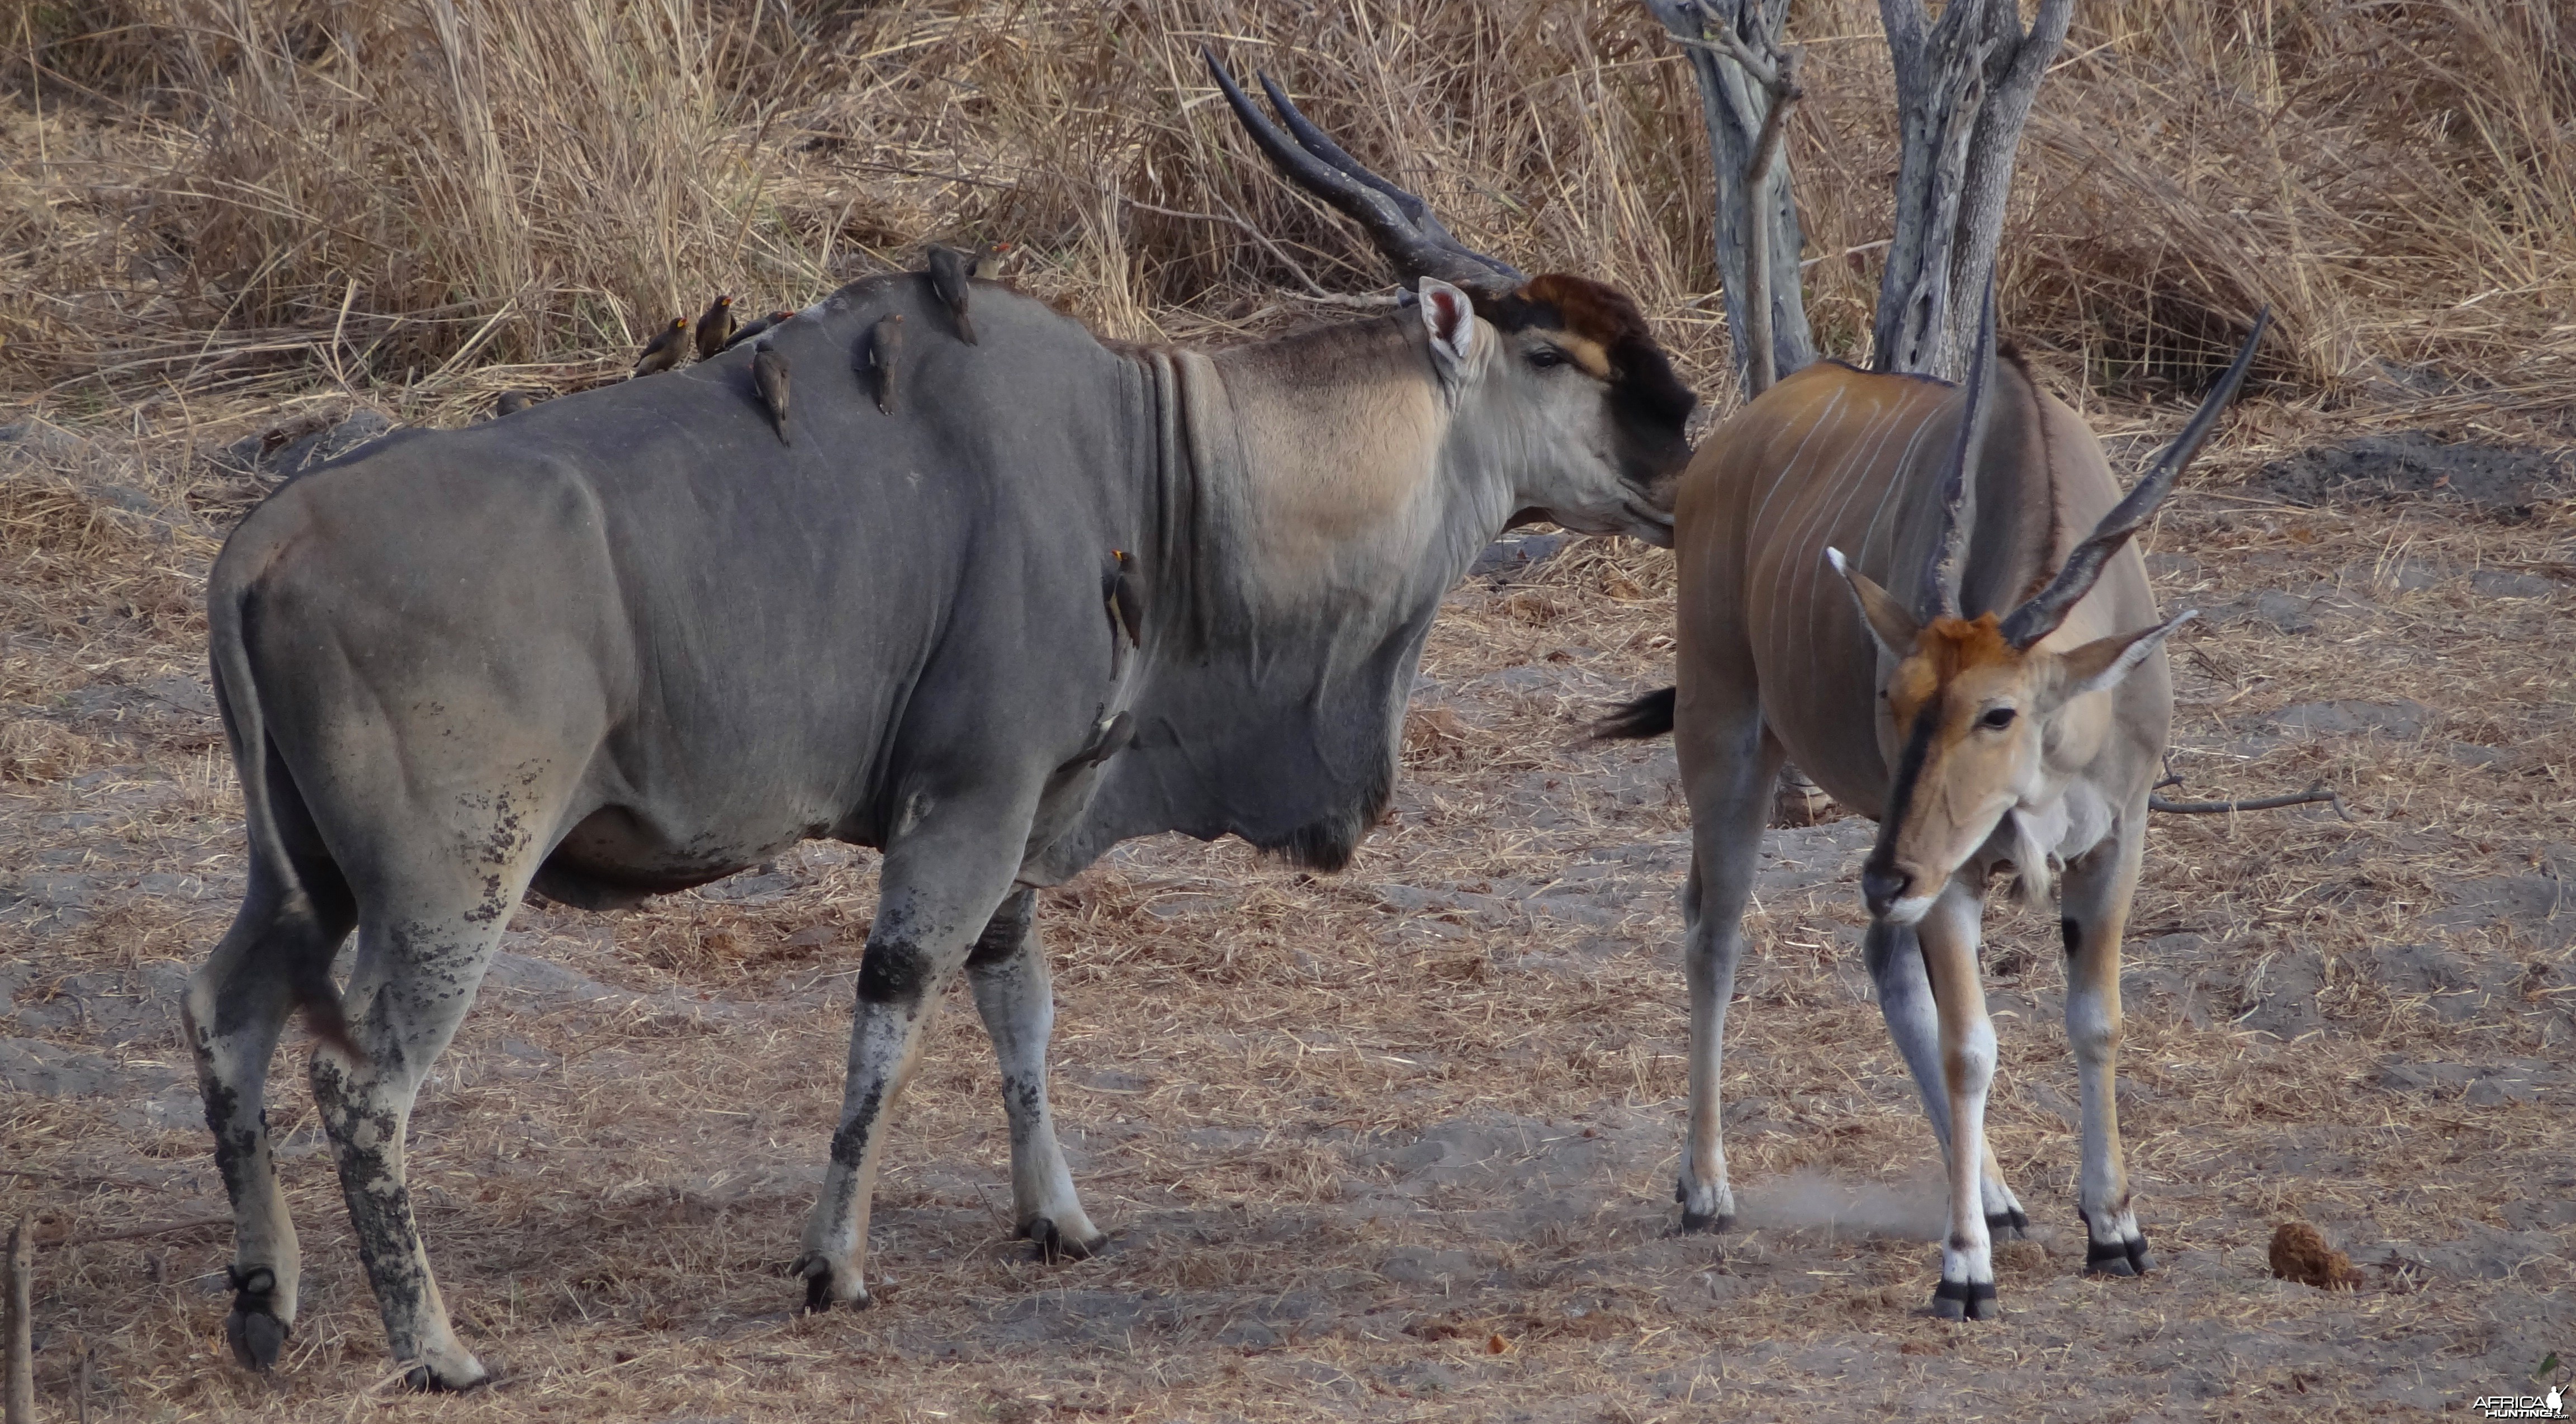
[
  {"x1": 290, "y1": 962, "x2": 364, "y2": 1065},
  {"x1": 1590, "y1": 686, "x2": 1676, "y2": 741}
]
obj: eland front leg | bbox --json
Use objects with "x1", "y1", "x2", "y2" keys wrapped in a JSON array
[
  {"x1": 2058, "y1": 806, "x2": 2154, "y2": 1277},
  {"x1": 966, "y1": 889, "x2": 1104, "y2": 1260},
  {"x1": 797, "y1": 796, "x2": 1036, "y2": 1310},
  {"x1": 1911, "y1": 882, "x2": 2001, "y2": 1320},
  {"x1": 1862, "y1": 917, "x2": 2030, "y2": 1237}
]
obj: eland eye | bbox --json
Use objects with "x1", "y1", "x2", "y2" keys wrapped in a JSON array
[
  {"x1": 1979, "y1": 707, "x2": 2018, "y2": 731},
  {"x1": 1526, "y1": 346, "x2": 1566, "y2": 370}
]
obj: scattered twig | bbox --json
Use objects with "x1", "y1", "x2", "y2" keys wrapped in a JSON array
[
  {"x1": 4, "y1": 1218, "x2": 31, "y2": 1424},
  {"x1": 2150, "y1": 782, "x2": 2347, "y2": 818},
  {"x1": 34, "y1": 1215, "x2": 233, "y2": 1249}
]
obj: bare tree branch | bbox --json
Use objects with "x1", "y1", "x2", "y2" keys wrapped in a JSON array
[
  {"x1": 1642, "y1": 0, "x2": 1815, "y2": 398},
  {"x1": 1740, "y1": 47, "x2": 1804, "y2": 396},
  {"x1": 1871, "y1": 0, "x2": 2072, "y2": 379}
]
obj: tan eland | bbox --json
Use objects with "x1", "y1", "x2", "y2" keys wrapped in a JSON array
[{"x1": 1600, "y1": 296, "x2": 2265, "y2": 1318}]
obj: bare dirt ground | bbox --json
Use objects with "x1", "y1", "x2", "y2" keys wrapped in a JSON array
[{"x1": 3, "y1": 396, "x2": 2573, "y2": 1422}]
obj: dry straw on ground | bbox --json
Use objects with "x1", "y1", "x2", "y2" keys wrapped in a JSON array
[{"x1": 3, "y1": 1, "x2": 2574, "y2": 1420}]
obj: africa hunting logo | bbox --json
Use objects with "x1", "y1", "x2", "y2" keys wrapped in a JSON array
[{"x1": 2473, "y1": 1384, "x2": 2567, "y2": 1419}]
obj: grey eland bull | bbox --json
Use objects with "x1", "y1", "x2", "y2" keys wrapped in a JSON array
[
  {"x1": 1600, "y1": 297, "x2": 2264, "y2": 1319},
  {"x1": 182, "y1": 55, "x2": 1696, "y2": 1389}
]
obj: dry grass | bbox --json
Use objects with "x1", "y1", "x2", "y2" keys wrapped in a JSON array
[
  {"x1": 3, "y1": 1, "x2": 2571, "y2": 421},
  {"x1": 3, "y1": 1, "x2": 2575, "y2": 1420}
]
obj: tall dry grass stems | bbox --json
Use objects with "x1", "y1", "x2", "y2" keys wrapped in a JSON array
[{"x1": 1, "y1": 0, "x2": 2569, "y2": 420}]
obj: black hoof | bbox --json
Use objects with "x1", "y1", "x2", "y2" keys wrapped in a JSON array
[
  {"x1": 224, "y1": 1265, "x2": 288, "y2": 1371},
  {"x1": 1673, "y1": 1178, "x2": 1735, "y2": 1233},
  {"x1": 2086, "y1": 1235, "x2": 2154, "y2": 1277},
  {"x1": 1019, "y1": 1218, "x2": 1106, "y2": 1263},
  {"x1": 793, "y1": 1255, "x2": 849, "y2": 1314},
  {"x1": 1986, "y1": 1207, "x2": 2030, "y2": 1239},
  {"x1": 1930, "y1": 1278, "x2": 1998, "y2": 1322}
]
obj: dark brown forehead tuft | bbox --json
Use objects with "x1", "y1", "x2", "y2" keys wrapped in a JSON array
[
  {"x1": 1888, "y1": 613, "x2": 2019, "y2": 723},
  {"x1": 1512, "y1": 273, "x2": 1652, "y2": 349},
  {"x1": 1916, "y1": 613, "x2": 2014, "y2": 675},
  {"x1": 1486, "y1": 274, "x2": 1697, "y2": 429}
]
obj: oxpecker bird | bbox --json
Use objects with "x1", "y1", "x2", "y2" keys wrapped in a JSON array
[
  {"x1": 752, "y1": 339, "x2": 791, "y2": 446},
  {"x1": 969, "y1": 241, "x2": 1013, "y2": 280},
  {"x1": 726, "y1": 309, "x2": 798, "y2": 351},
  {"x1": 491, "y1": 390, "x2": 539, "y2": 417},
  {"x1": 632, "y1": 318, "x2": 688, "y2": 376},
  {"x1": 1075, "y1": 711, "x2": 1134, "y2": 769},
  {"x1": 693, "y1": 294, "x2": 737, "y2": 360},
  {"x1": 863, "y1": 313, "x2": 904, "y2": 416},
  {"x1": 926, "y1": 244, "x2": 978, "y2": 344},
  {"x1": 1105, "y1": 548, "x2": 1144, "y2": 678}
]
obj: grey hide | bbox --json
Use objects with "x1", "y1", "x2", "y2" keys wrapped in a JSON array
[{"x1": 182, "y1": 269, "x2": 1683, "y2": 1389}]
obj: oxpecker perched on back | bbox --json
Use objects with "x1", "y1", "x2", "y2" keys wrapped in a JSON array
[
  {"x1": 632, "y1": 318, "x2": 688, "y2": 376},
  {"x1": 752, "y1": 340, "x2": 791, "y2": 446},
  {"x1": 693, "y1": 294, "x2": 737, "y2": 361},
  {"x1": 926, "y1": 244, "x2": 979, "y2": 344},
  {"x1": 726, "y1": 309, "x2": 798, "y2": 351},
  {"x1": 862, "y1": 313, "x2": 903, "y2": 416}
]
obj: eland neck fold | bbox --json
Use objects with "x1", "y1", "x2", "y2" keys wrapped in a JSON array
[
  {"x1": 1161, "y1": 315, "x2": 1494, "y2": 643},
  {"x1": 1041, "y1": 316, "x2": 1508, "y2": 879}
]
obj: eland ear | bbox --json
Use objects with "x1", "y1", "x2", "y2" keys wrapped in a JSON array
[
  {"x1": 1418, "y1": 277, "x2": 1481, "y2": 378},
  {"x1": 2054, "y1": 609, "x2": 2197, "y2": 702},
  {"x1": 1825, "y1": 547, "x2": 1920, "y2": 659}
]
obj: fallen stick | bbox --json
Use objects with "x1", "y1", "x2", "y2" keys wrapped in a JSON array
[
  {"x1": 35, "y1": 1215, "x2": 231, "y2": 1249},
  {"x1": 2151, "y1": 783, "x2": 2347, "y2": 818},
  {"x1": 6, "y1": 1217, "x2": 31, "y2": 1424}
]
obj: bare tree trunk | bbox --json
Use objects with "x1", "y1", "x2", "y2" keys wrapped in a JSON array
[
  {"x1": 1871, "y1": 0, "x2": 2073, "y2": 380},
  {"x1": 1644, "y1": 0, "x2": 1814, "y2": 399}
]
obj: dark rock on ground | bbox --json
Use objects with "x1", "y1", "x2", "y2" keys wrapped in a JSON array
[{"x1": 2255, "y1": 432, "x2": 2572, "y2": 513}]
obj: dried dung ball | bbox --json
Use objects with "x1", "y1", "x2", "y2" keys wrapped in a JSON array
[{"x1": 2269, "y1": 1221, "x2": 2362, "y2": 1290}]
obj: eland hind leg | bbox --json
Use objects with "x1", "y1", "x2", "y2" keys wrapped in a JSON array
[
  {"x1": 966, "y1": 889, "x2": 1104, "y2": 1259},
  {"x1": 798, "y1": 789, "x2": 1038, "y2": 1310},
  {"x1": 307, "y1": 779, "x2": 567, "y2": 1390},
  {"x1": 1670, "y1": 670, "x2": 1783, "y2": 1232},
  {"x1": 2057, "y1": 812, "x2": 2154, "y2": 1276},
  {"x1": 186, "y1": 850, "x2": 357, "y2": 1370}
]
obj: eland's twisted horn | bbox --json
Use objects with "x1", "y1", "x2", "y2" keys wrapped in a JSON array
[
  {"x1": 1999, "y1": 307, "x2": 2272, "y2": 649},
  {"x1": 1203, "y1": 48, "x2": 1527, "y2": 300},
  {"x1": 1916, "y1": 281, "x2": 1999, "y2": 621}
]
